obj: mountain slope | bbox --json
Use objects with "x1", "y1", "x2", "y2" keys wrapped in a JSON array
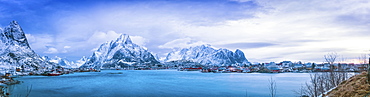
[
  {"x1": 81, "y1": 34, "x2": 159, "y2": 69},
  {"x1": 0, "y1": 21, "x2": 57, "y2": 70},
  {"x1": 73, "y1": 56, "x2": 88, "y2": 68},
  {"x1": 42, "y1": 56, "x2": 83, "y2": 68},
  {"x1": 164, "y1": 45, "x2": 249, "y2": 66}
]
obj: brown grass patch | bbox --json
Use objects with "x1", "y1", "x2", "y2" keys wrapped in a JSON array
[{"x1": 325, "y1": 72, "x2": 370, "y2": 97}]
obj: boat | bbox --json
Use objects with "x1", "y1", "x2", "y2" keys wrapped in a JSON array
[
  {"x1": 47, "y1": 73, "x2": 61, "y2": 76},
  {"x1": 179, "y1": 67, "x2": 202, "y2": 71},
  {"x1": 42, "y1": 72, "x2": 62, "y2": 76}
]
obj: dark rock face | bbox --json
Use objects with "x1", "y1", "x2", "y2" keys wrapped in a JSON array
[{"x1": 3, "y1": 21, "x2": 30, "y2": 48}]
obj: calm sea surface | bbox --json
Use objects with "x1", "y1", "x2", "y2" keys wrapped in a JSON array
[{"x1": 11, "y1": 70, "x2": 312, "y2": 97}]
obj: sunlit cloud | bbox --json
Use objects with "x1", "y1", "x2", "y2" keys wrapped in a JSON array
[
  {"x1": 216, "y1": 42, "x2": 277, "y2": 49},
  {"x1": 1, "y1": 0, "x2": 369, "y2": 63},
  {"x1": 44, "y1": 46, "x2": 59, "y2": 54},
  {"x1": 130, "y1": 36, "x2": 149, "y2": 47},
  {"x1": 25, "y1": 34, "x2": 54, "y2": 51},
  {"x1": 87, "y1": 31, "x2": 121, "y2": 45},
  {"x1": 158, "y1": 37, "x2": 207, "y2": 49}
]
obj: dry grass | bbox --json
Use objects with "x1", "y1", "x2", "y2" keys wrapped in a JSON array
[{"x1": 325, "y1": 72, "x2": 370, "y2": 97}]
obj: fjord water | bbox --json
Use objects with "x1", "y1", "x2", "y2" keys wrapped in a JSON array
[{"x1": 12, "y1": 70, "x2": 311, "y2": 97}]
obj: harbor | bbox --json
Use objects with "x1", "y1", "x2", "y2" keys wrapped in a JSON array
[{"x1": 10, "y1": 70, "x2": 313, "y2": 97}]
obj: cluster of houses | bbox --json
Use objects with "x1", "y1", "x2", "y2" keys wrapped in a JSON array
[
  {"x1": 178, "y1": 61, "x2": 369, "y2": 73},
  {"x1": 258, "y1": 61, "x2": 367, "y2": 73},
  {"x1": 0, "y1": 66, "x2": 102, "y2": 96},
  {"x1": 0, "y1": 61, "x2": 367, "y2": 77},
  {"x1": 2, "y1": 61, "x2": 366, "y2": 75},
  {"x1": 0, "y1": 67, "x2": 100, "y2": 79}
]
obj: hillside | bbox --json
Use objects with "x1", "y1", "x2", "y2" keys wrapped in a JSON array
[
  {"x1": 325, "y1": 71, "x2": 370, "y2": 97},
  {"x1": 164, "y1": 44, "x2": 249, "y2": 66}
]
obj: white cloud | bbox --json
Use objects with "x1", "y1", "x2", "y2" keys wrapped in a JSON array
[
  {"x1": 61, "y1": 46, "x2": 72, "y2": 53},
  {"x1": 44, "y1": 47, "x2": 59, "y2": 54},
  {"x1": 158, "y1": 37, "x2": 207, "y2": 49},
  {"x1": 63, "y1": 46, "x2": 71, "y2": 49},
  {"x1": 170, "y1": 0, "x2": 370, "y2": 62},
  {"x1": 84, "y1": 30, "x2": 149, "y2": 48},
  {"x1": 229, "y1": 0, "x2": 253, "y2": 3},
  {"x1": 25, "y1": 34, "x2": 35, "y2": 43},
  {"x1": 87, "y1": 31, "x2": 121, "y2": 45},
  {"x1": 9, "y1": 0, "x2": 370, "y2": 62},
  {"x1": 130, "y1": 36, "x2": 148, "y2": 47},
  {"x1": 25, "y1": 34, "x2": 54, "y2": 47},
  {"x1": 25, "y1": 34, "x2": 55, "y2": 53}
]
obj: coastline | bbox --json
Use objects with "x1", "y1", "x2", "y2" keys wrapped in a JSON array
[
  {"x1": 4, "y1": 68, "x2": 362, "y2": 97},
  {"x1": 9, "y1": 70, "x2": 313, "y2": 97}
]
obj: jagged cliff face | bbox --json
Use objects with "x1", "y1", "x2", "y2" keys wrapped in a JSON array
[
  {"x1": 165, "y1": 45, "x2": 249, "y2": 66},
  {"x1": 0, "y1": 21, "x2": 57, "y2": 70},
  {"x1": 1, "y1": 21, "x2": 31, "y2": 48},
  {"x1": 81, "y1": 34, "x2": 160, "y2": 69}
]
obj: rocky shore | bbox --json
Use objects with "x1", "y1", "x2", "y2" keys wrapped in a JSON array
[
  {"x1": 0, "y1": 74, "x2": 21, "y2": 97},
  {"x1": 0, "y1": 68, "x2": 100, "y2": 96}
]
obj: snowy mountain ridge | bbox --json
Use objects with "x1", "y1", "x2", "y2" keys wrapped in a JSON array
[
  {"x1": 165, "y1": 44, "x2": 249, "y2": 66},
  {"x1": 0, "y1": 21, "x2": 57, "y2": 70},
  {"x1": 42, "y1": 56, "x2": 86, "y2": 68},
  {"x1": 81, "y1": 34, "x2": 160, "y2": 69},
  {"x1": 0, "y1": 20, "x2": 250, "y2": 70}
]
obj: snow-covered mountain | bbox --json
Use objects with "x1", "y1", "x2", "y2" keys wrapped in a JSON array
[
  {"x1": 164, "y1": 44, "x2": 249, "y2": 66},
  {"x1": 73, "y1": 56, "x2": 88, "y2": 68},
  {"x1": 42, "y1": 56, "x2": 84, "y2": 68},
  {"x1": 80, "y1": 34, "x2": 160, "y2": 69},
  {"x1": 0, "y1": 21, "x2": 57, "y2": 70}
]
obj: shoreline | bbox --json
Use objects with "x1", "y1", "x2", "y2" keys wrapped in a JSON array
[
  {"x1": 4, "y1": 68, "x2": 361, "y2": 96},
  {"x1": 8, "y1": 71, "x2": 314, "y2": 97}
]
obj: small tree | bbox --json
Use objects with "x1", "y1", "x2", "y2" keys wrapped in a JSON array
[
  {"x1": 305, "y1": 73, "x2": 320, "y2": 97},
  {"x1": 268, "y1": 77, "x2": 277, "y2": 97},
  {"x1": 324, "y1": 52, "x2": 338, "y2": 88},
  {"x1": 294, "y1": 84, "x2": 307, "y2": 97},
  {"x1": 304, "y1": 53, "x2": 349, "y2": 97},
  {"x1": 312, "y1": 63, "x2": 316, "y2": 72},
  {"x1": 368, "y1": 57, "x2": 370, "y2": 84},
  {"x1": 324, "y1": 52, "x2": 338, "y2": 65},
  {"x1": 358, "y1": 54, "x2": 368, "y2": 64}
]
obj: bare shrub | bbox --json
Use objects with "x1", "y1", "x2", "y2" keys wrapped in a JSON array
[
  {"x1": 268, "y1": 77, "x2": 276, "y2": 97},
  {"x1": 304, "y1": 72, "x2": 349, "y2": 97}
]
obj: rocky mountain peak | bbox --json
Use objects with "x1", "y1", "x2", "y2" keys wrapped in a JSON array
[
  {"x1": 3, "y1": 20, "x2": 30, "y2": 48},
  {"x1": 0, "y1": 21, "x2": 58, "y2": 70},
  {"x1": 115, "y1": 34, "x2": 132, "y2": 44},
  {"x1": 10, "y1": 20, "x2": 19, "y2": 26},
  {"x1": 81, "y1": 34, "x2": 159, "y2": 69}
]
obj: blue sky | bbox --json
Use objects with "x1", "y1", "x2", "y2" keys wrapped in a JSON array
[{"x1": 1, "y1": 0, "x2": 370, "y2": 63}]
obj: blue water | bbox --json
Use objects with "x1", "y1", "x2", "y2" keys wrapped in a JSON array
[{"x1": 11, "y1": 70, "x2": 311, "y2": 97}]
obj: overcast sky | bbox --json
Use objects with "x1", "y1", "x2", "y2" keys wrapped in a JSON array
[{"x1": 1, "y1": 0, "x2": 369, "y2": 63}]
